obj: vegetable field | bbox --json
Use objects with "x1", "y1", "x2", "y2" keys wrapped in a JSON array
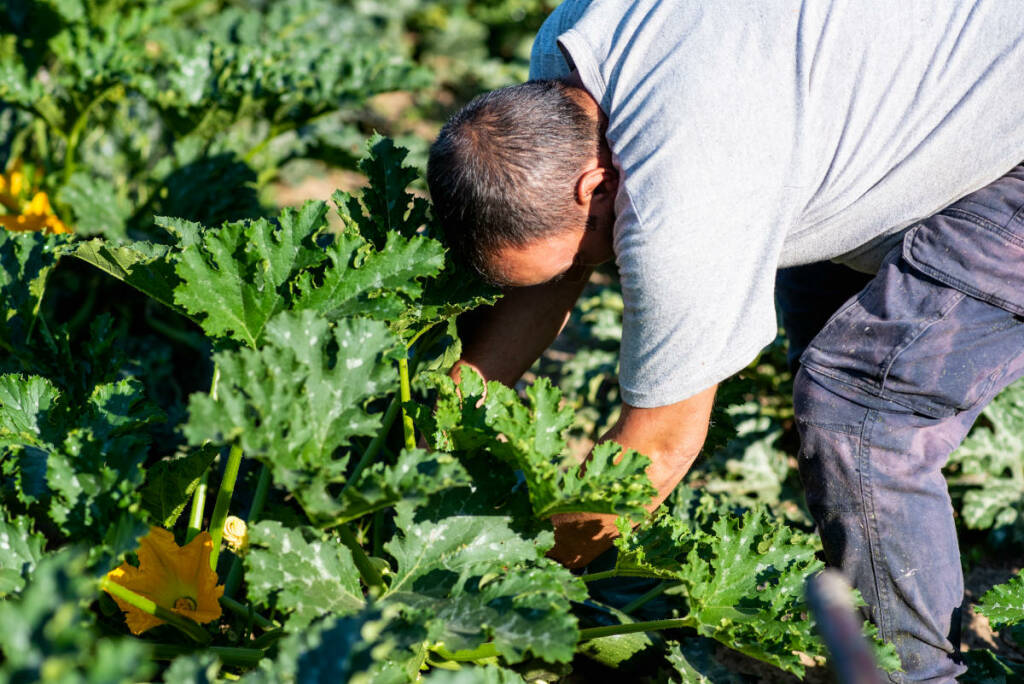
[{"x1": 1, "y1": 1, "x2": 1022, "y2": 682}]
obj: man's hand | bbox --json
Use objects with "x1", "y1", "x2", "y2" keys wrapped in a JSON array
[{"x1": 547, "y1": 384, "x2": 717, "y2": 568}]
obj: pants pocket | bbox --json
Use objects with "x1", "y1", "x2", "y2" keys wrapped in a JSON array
[{"x1": 801, "y1": 169, "x2": 1024, "y2": 420}]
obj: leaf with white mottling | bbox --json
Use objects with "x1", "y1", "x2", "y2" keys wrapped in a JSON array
[{"x1": 245, "y1": 521, "x2": 364, "y2": 629}]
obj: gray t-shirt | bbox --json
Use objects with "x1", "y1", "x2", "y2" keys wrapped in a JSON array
[{"x1": 530, "y1": 0, "x2": 1024, "y2": 407}]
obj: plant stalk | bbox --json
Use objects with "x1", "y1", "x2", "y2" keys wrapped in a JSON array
[
  {"x1": 339, "y1": 396, "x2": 402, "y2": 497},
  {"x1": 398, "y1": 356, "x2": 416, "y2": 450},
  {"x1": 219, "y1": 595, "x2": 277, "y2": 631},
  {"x1": 337, "y1": 524, "x2": 384, "y2": 592},
  {"x1": 622, "y1": 581, "x2": 674, "y2": 614},
  {"x1": 186, "y1": 471, "x2": 208, "y2": 544},
  {"x1": 578, "y1": 569, "x2": 618, "y2": 583},
  {"x1": 224, "y1": 464, "x2": 272, "y2": 597},
  {"x1": 99, "y1": 577, "x2": 211, "y2": 645},
  {"x1": 578, "y1": 617, "x2": 695, "y2": 641},
  {"x1": 208, "y1": 442, "x2": 244, "y2": 571},
  {"x1": 149, "y1": 643, "x2": 265, "y2": 667}
]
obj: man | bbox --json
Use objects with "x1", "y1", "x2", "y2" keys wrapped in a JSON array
[{"x1": 426, "y1": 1, "x2": 1024, "y2": 681}]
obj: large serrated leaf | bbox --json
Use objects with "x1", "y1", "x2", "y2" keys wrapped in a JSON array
[
  {"x1": 167, "y1": 202, "x2": 327, "y2": 347},
  {"x1": 293, "y1": 230, "x2": 445, "y2": 324},
  {"x1": 57, "y1": 172, "x2": 129, "y2": 240},
  {"x1": 71, "y1": 239, "x2": 185, "y2": 316},
  {"x1": 341, "y1": 135, "x2": 428, "y2": 248},
  {"x1": 184, "y1": 310, "x2": 398, "y2": 522},
  {"x1": 0, "y1": 231, "x2": 66, "y2": 352},
  {"x1": 240, "y1": 607, "x2": 416, "y2": 684},
  {"x1": 947, "y1": 379, "x2": 1024, "y2": 545},
  {"x1": 429, "y1": 369, "x2": 655, "y2": 519},
  {"x1": 383, "y1": 513, "x2": 584, "y2": 664},
  {"x1": 0, "y1": 550, "x2": 154, "y2": 682},
  {"x1": 613, "y1": 501, "x2": 824, "y2": 676},
  {"x1": 245, "y1": 521, "x2": 365, "y2": 630}
]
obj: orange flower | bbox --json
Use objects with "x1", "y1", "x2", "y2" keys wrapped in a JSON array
[
  {"x1": 104, "y1": 527, "x2": 224, "y2": 635},
  {"x1": 0, "y1": 164, "x2": 71, "y2": 235}
]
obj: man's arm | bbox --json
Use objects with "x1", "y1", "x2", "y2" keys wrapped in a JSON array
[
  {"x1": 451, "y1": 271, "x2": 592, "y2": 387},
  {"x1": 548, "y1": 385, "x2": 717, "y2": 568}
]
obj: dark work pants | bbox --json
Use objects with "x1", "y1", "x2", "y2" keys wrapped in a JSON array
[{"x1": 776, "y1": 165, "x2": 1024, "y2": 683}]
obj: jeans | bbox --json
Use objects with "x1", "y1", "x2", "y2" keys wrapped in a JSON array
[{"x1": 776, "y1": 165, "x2": 1024, "y2": 683}]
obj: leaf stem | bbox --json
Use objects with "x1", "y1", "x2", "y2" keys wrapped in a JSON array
[
  {"x1": 578, "y1": 569, "x2": 618, "y2": 583},
  {"x1": 208, "y1": 442, "x2": 244, "y2": 571},
  {"x1": 431, "y1": 643, "x2": 499, "y2": 662},
  {"x1": 577, "y1": 617, "x2": 695, "y2": 641},
  {"x1": 339, "y1": 396, "x2": 402, "y2": 497},
  {"x1": 186, "y1": 471, "x2": 208, "y2": 544},
  {"x1": 224, "y1": 464, "x2": 272, "y2": 597},
  {"x1": 149, "y1": 643, "x2": 264, "y2": 667},
  {"x1": 337, "y1": 524, "x2": 384, "y2": 593},
  {"x1": 622, "y1": 581, "x2": 675, "y2": 614},
  {"x1": 219, "y1": 595, "x2": 278, "y2": 631},
  {"x1": 99, "y1": 577, "x2": 211, "y2": 645},
  {"x1": 398, "y1": 356, "x2": 415, "y2": 450}
]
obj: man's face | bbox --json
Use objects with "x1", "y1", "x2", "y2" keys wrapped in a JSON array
[{"x1": 486, "y1": 212, "x2": 616, "y2": 287}]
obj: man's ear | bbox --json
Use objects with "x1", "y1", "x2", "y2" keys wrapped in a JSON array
[{"x1": 575, "y1": 166, "x2": 618, "y2": 206}]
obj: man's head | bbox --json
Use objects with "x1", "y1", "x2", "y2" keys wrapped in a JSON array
[{"x1": 427, "y1": 78, "x2": 618, "y2": 287}]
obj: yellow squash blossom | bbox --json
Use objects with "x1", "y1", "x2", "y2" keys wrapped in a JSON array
[
  {"x1": 0, "y1": 165, "x2": 71, "y2": 235},
  {"x1": 104, "y1": 527, "x2": 224, "y2": 635}
]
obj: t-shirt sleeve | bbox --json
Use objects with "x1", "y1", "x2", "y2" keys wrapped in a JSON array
[{"x1": 528, "y1": 2, "x2": 579, "y2": 80}]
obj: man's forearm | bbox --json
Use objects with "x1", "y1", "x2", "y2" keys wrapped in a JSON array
[
  {"x1": 453, "y1": 272, "x2": 592, "y2": 386},
  {"x1": 547, "y1": 384, "x2": 717, "y2": 568}
]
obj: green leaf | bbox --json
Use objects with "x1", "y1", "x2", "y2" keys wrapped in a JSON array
[
  {"x1": 0, "y1": 512, "x2": 46, "y2": 597},
  {"x1": 245, "y1": 521, "x2": 365, "y2": 630},
  {"x1": 166, "y1": 201, "x2": 328, "y2": 347},
  {"x1": 293, "y1": 230, "x2": 445, "y2": 325},
  {"x1": 614, "y1": 500, "x2": 824, "y2": 676},
  {"x1": 342, "y1": 135, "x2": 429, "y2": 248},
  {"x1": 139, "y1": 446, "x2": 217, "y2": 528},
  {"x1": 695, "y1": 403, "x2": 789, "y2": 508},
  {"x1": 0, "y1": 551, "x2": 155, "y2": 682},
  {"x1": 663, "y1": 639, "x2": 746, "y2": 684},
  {"x1": 163, "y1": 652, "x2": 222, "y2": 683},
  {"x1": 184, "y1": 311, "x2": 399, "y2": 522},
  {"x1": 318, "y1": 449, "x2": 471, "y2": 526},
  {"x1": 430, "y1": 370, "x2": 655, "y2": 519},
  {"x1": 423, "y1": 666, "x2": 527, "y2": 683},
  {"x1": 383, "y1": 513, "x2": 585, "y2": 663},
  {"x1": 71, "y1": 239, "x2": 186, "y2": 316},
  {"x1": 977, "y1": 571, "x2": 1024, "y2": 630},
  {"x1": 959, "y1": 649, "x2": 1024, "y2": 684}
]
